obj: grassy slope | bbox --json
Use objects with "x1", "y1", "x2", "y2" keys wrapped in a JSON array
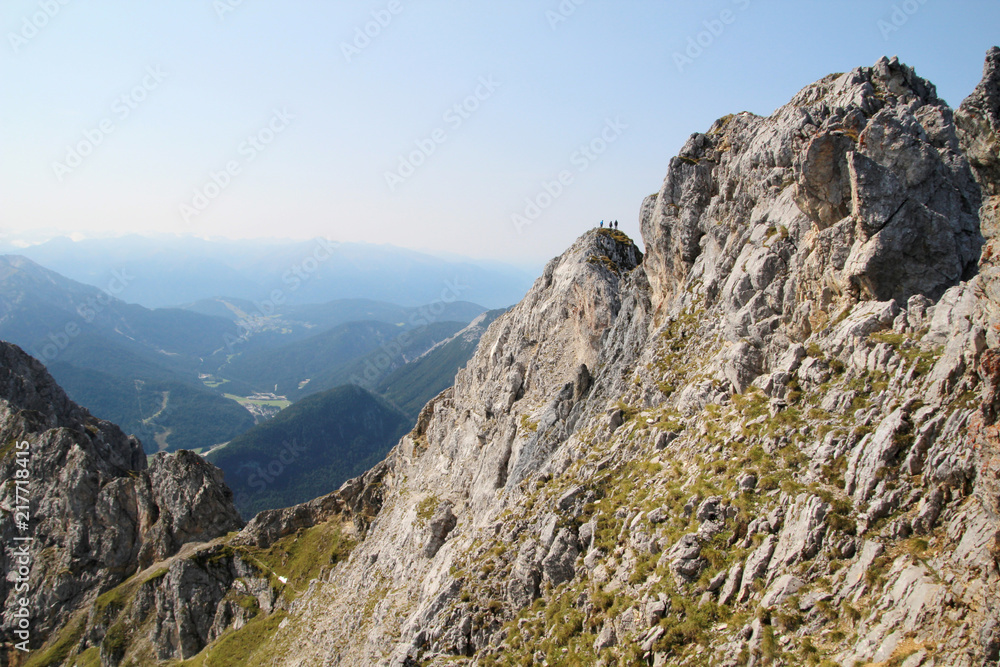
[{"x1": 207, "y1": 384, "x2": 410, "y2": 518}]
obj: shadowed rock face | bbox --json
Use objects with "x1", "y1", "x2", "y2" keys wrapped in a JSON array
[{"x1": 0, "y1": 342, "x2": 242, "y2": 649}]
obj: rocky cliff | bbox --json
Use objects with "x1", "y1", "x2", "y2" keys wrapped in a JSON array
[
  {"x1": 0, "y1": 341, "x2": 243, "y2": 662},
  {"x1": 12, "y1": 49, "x2": 1000, "y2": 666}
]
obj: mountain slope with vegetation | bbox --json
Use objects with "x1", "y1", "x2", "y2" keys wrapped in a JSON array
[
  {"x1": 0, "y1": 256, "x2": 256, "y2": 452},
  {"x1": 291, "y1": 320, "x2": 470, "y2": 402},
  {"x1": 376, "y1": 308, "x2": 508, "y2": 418},
  {"x1": 12, "y1": 50, "x2": 1000, "y2": 667},
  {"x1": 206, "y1": 384, "x2": 411, "y2": 518},
  {"x1": 219, "y1": 320, "x2": 467, "y2": 398}
]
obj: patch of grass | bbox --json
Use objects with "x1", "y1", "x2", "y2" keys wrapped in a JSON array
[
  {"x1": 905, "y1": 537, "x2": 929, "y2": 557},
  {"x1": 869, "y1": 332, "x2": 905, "y2": 347},
  {"x1": 0, "y1": 438, "x2": 19, "y2": 462},
  {"x1": 586, "y1": 254, "x2": 621, "y2": 274},
  {"x1": 246, "y1": 519, "x2": 355, "y2": 597},
  {"x1": 223, "y1": 393, "x2": 292, "y2": 410},
  {"x1": 72, "y1": 647, "x2": 101, "y2": 667},
  {"x1": 614, "y1": 400, "x2": 639, "y2": 422},
  {"x1": 865, "y1": 554, "x2": 892, "y2": 588},
  {"x1": 519, "y1": 414, "x2": 539, "y2": 433},
  {"x1": 416, "y1": 495, "x2": 440, "y2": 523},
  {"x1": 761, "y1": 623, "x2": 778, "y2": 662},
  {"x1": 235, "y1": 593, "x2": 261, "y2": 615},
  {"x1": 93, "y1": 576, "x2": 143, "y2": 619},
  {"x1": 193, "y1": 545, "x2": 236, "y2": 570},
  {"x1": 595, "y1": 226, "x2": 633, "y2": 245},
  {"x1": 178, "y1": 610, "x2": 288, "y2": 666},
  {"x1": 144, "y1": 567, "x2": 169, "y2": 583},
  {"x1": 23, "y1": 611, "x2": 87, "y2": 667},
  {"x1": 101, "y1": 622, "x2": 131, "y2": 665}
]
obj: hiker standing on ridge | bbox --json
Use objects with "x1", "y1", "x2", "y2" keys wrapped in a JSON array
[{"x1": 599, "y1": 220, "x2": 604, "y2": 228}]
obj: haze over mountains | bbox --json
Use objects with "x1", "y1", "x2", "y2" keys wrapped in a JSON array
[
  {"x1": 0, "y1": 245, "x2": 515, "y2": 461},
  {"x1": 0, "y1": 235, "x2": 535, "y2": 310}
]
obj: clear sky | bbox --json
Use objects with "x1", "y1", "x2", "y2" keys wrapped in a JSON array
[{"x1": 1, "y1": 1, "x2": 997, "y2": 265}]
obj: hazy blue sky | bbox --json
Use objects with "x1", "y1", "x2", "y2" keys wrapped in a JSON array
[{"x1": 1, "y1": 1, "x2": 997, "y2": 264}]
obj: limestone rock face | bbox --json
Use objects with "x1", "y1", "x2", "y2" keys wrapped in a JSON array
[
  {"x1": 643, "y1": 56, "x2": 981, "y2": 346},
  {"x1": 16, "y1": 49, "x2": 1000, "y2": 667},
  {"x1": 0, "y1": 342, "x2": 242, "y2": 650},
  {"x1": 232, "y1": 50, "x2": 998, "y2": 667},
  {"x1": 142, "y1": 451, "x2": 245, "y2": 565},
  {"x1": 958, "y1": 46, "x2": 1000, "y2": 200}
]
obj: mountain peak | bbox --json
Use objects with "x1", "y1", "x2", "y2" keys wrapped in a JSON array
[{"x1": 642, "y1": 52, "x2": 982, "y2": 326}]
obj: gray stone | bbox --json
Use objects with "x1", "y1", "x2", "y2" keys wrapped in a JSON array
[
  {"x1": 981, "y1": 617, "x2": 1000, "y2": 661},
  {"x1": 841, "y1": 540, "x2": 885, "y2": 598},
  {"x1": 760, "y1": 574, "x2": 805, "y2": 609},
  {"x1": 422, "y1": 502, "x2": 457, "y2": 558},
  {"x1": 507, "y1": 539, "x2": 542, "y2": 608},
  {"x1": 669, "y1": 533, "x2": 707, "y2": 582},
  {"x1": 845, "y1": 408, "x2": 908, "y2": 502},
  {"x1": 706, "y1": 569, "x2": 728, "y2": 593},
  {"x1": 653, "y1": 430, "x2": 679, "y2": 450},
  {"x1": 912, "y1": 486, "x2": 946, "y2": 535},
  {"x1": 644, "y1": 599, "x2": 666, "y2": 627},
  {"x1": 646, "y1": 507, "x2": 667, "y2": 524},
  {"x1": 718, "y1": 562, "x2": 744, "y2": 607},
  {"x1": 725, "y1": 342, "x2": 763, "y2": 393},
  {"x1": 557, "y1": 485, "x2": 585, "y2": 512},
  {"x1": 768, "y1": 494, "x2": 829, "y2": 576},
  {"x1": 738, "y1": 535, "x2": 777, "y2": 602},
  {"x1": 737, "y1": 473, "x2": 758, "y2": 492},
  {"x1": 578, "y1": 519, "x2": 597, "y2": 547},
  {"x1": 793, "y1": 131, "x2": 855, "y2": 229},
  {"x1": 696, "y1": 496, "x2": 726, "y2": 523},
  {"x1": 593, "y1": 621, "x2": 616, "y2": 651},
  {"x1": 541, "y1": 529, "x2": 579, "y2": 586}
]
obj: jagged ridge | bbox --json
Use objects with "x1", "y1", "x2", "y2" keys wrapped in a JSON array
[
  {"x1": 0, "y1": 341, "x2": 242, "y2": 661},
  {"x1": 13, "y1": 49, "x2": 1000, "y2": 667}
]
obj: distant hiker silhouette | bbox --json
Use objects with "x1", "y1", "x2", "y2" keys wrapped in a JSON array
[{"x1": 600, "y1": 221, "x2": 604, "y2": 228}]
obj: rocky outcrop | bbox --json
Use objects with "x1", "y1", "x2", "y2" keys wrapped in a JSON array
[
  {"x1": 958, "y1": 47, "x2": 1000, "y2": 201},
  {"x1": 18, "y1": 49, "x2": 1000, "y2": 667},
  {"x1": 0, "y1": 342, "x2": 242, "y2": 653}
]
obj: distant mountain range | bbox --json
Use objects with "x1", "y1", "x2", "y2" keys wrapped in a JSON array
[
  {"x1": 215, "y1": 319, "x2": 466, "y2": 399},
  {"x1": 1, "y1": 235, "x2": 535, "y2": 309},
  {"x1": 0, "y1": 255, "x2": 256, "y2": 452},
  {"x1": 184, "y1": 295, "x2": 486, "y2": 352},
  {"x1": 0, "y1": 253, "x2": 504, "y2": 454}
]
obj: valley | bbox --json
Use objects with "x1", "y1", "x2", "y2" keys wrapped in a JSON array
[{"x1": 0, "y1": 251, "x2": 515, "y2": 471}]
